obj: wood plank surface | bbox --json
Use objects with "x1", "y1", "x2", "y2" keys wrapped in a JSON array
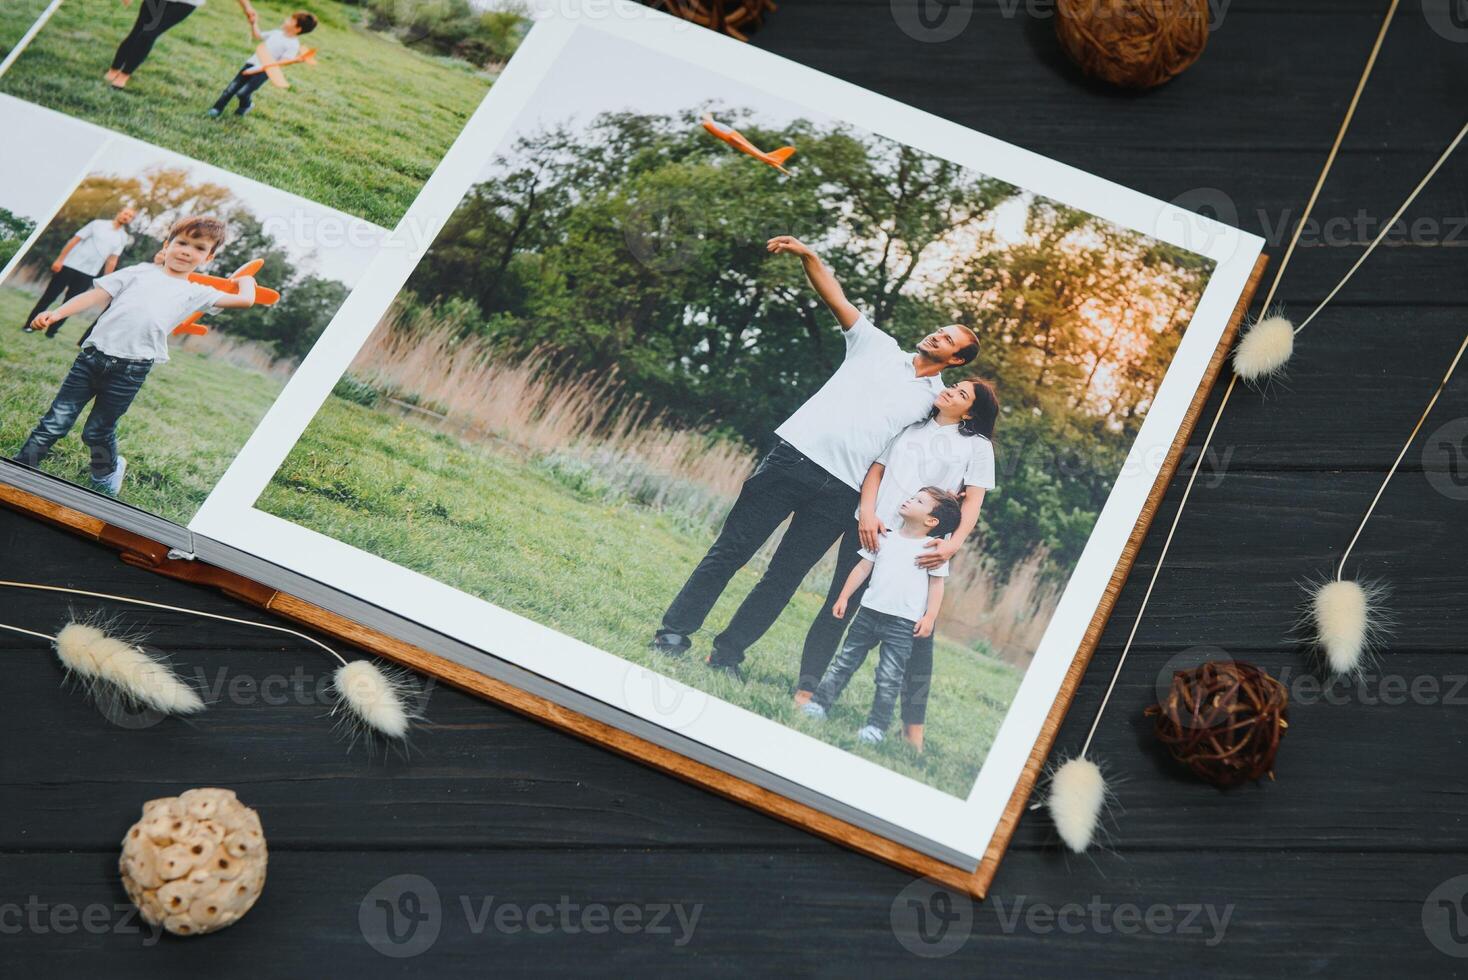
[{"x1": 2, "y1": 0, "x2": 1466, "y2": 974}]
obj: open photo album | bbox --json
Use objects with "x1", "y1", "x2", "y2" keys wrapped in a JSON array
[{"x1": 0, "y1": 0, "x2": 1264, "y2": 894}]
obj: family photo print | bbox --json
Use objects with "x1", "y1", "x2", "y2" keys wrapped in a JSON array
[
  {"x1": 0, "y1": 133, "x2": 386, "y2": 524},
  {"x1": 0, "y1": 0, "x2": 524, "y2": 226},
  {"x1": 249, "y1": 24, "x2": 1230, "y2": 800}
]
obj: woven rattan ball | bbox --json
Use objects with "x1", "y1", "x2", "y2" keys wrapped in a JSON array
[
  {"x1": 1055, "y1": 0, "x2": 1209, "y2": 89},
  {"x1": 1145, "y1": 661, "x2": 1288, "y2": 787}
]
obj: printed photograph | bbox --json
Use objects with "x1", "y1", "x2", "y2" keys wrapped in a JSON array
[
  {"x1": 255, "y1": 30, "x2": 1217, "y2": 796},
  {"x1": 1, "y1": 136, "x2": 387, "y2": 523},
  {"x1": 0, "y1": 0, "x2": 528, "y2": 227}
]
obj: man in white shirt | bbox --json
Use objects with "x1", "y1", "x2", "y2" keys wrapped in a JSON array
[
  {"x1": 23, "y1": 208, "x2": 136, "y2": 339},
  {"x1": 653, "y1": 235, "x2": 981, "y2": 679}
]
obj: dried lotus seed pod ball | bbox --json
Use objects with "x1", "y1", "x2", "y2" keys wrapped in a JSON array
[{"x1": 119, "y1": 788, "x2": 267, "y2": 936}]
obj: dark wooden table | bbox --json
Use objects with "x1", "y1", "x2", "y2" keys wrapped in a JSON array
[{"x1": 4, "y1": 1, "x2": 1466, "y2": 974}]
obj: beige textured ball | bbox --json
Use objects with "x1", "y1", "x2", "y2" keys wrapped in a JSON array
[
  {"x1": 1055, "y1": 0, "x2": 1209, "y2": 89},
  {"x1": 119, "y1": 788, "x2": 267, "y2": 936}
]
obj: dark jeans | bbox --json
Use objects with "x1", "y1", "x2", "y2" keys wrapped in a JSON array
[
  {"x1": 25, "y1": 268, "x2": 94, "y2": 337},
  {"x1": 812, "y1": 606, "x2": 916, "y2": 731},
  {"x1": 15, "y1": 348, "x2": 151, "y2": 480},
  {"x1": 212, "y1": 65, "x2": 270, "y2": 115},
  {"x1": 800, "y1": 521, "x2": 936, "y2": 725},
  {"x1": 111, "y1": 0, "x2": 196, "y2": 74},
  {"x1": 661, "y1": 441, "x2": 859, "y2": 666}
]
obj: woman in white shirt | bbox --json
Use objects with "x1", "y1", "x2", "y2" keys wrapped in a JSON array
[{"x1": 796, "y1": 377, "x2": 999, "y2": 751}]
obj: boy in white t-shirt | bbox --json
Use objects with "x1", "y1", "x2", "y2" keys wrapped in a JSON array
[
  {"x1": 208, "y1": 10, "x2": 318, "y2": 118},
  {"x1": 14, "y1": 216, "x2": 258, "y2": 496},
  {"x1": 802, "y1": 487, "x2": 962, "y2": 743}
]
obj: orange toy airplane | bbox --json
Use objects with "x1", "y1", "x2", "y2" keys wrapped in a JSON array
[
  {"x1": 242, "y1": 45, "x2": 318, "y2": 89},
  {"x1": 701, "y1": 114, "x2": 796, "y2": 175},
  {"x1": 172, "y1": 258, "x2": 280, "y2": 336}
]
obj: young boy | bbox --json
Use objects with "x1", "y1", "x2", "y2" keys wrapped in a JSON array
[
  {"x1": 802, "y1": 487, "x2": 962, "y2": 744},
  {"x1": 13, "y1": 217, "x2": 256, "y2": 496},
  {"x1": 207, "y1": 10, "x2": 317, "y2": 118}
]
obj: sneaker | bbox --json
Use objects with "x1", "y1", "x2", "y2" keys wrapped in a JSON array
[
  {"x1": 857, "y1": 725, "x2": 884, "y2": 744},
  {"x1": 206, "y1": 108, "x2": 222, "y2": 117},
  {"x1": 800, "y1": 701, "x2": 827, "y2": 720},
  {"x1": 650, "y1": 630, "x2": 691, "y2": 657},
  {"x1": 91, "y1": 455, "x2": 127, "y2": 496},
  {"x1": 705, "y1": 657, "x2": 745, "y2": 684},
  {"x1": 792, "y1": 689, "x2": 813, "y2": 709}
]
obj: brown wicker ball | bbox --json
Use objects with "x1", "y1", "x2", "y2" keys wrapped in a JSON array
[
  {"x1": 641, "y1": 0, "x2": 777, "y2": 40},
  {"x1": 1055, "y1": 0, "x2": 1209, "y2": 89},
  {"x1": 1145, "y1": 660, "x2": 1288, "y2": 787}
]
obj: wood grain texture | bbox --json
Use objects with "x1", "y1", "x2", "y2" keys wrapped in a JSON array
[{"x1": 2, "y1": 1, "x2": 1465, "y2": 974}]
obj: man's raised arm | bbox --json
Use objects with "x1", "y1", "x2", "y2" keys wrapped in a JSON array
[{"x1": 766, "y1": 235, "x2": 861, "y2": 330}]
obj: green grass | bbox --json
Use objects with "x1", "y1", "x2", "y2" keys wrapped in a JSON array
[
  {"x1": 0, "y1": 0, "x2": 490, "y2": 227},
  {"x1": 0, "y1": 285, "x2": 284, "y2": 523},
  {"x1": 0, "y1": 0, "x2": 54, "y2": 59},
  {"x1": 258, "y1": 396, "x2": 1024, "y2": 798}
]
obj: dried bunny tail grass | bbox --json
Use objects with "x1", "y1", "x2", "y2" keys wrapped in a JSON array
[
  {"x1": 1232, "y1": 312, "x2": 1295, "y2": 383},
  {"x1": 1043, "y1": 755, "x2": 1114, "y2": 854},
  {"x1": 1299, "y1": 575, "x2": 1392, "y2": 677},
  {"x1": 54, "y1": 620, "x2": 204, "y2": 716},
  {"x1": 331, "y1": 659, "x2": 417, "y2": 743}
]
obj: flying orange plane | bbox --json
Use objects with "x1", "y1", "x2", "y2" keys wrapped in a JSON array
[
  {"x1": 172, "y1": 258, "x2": 281, "y2": 336},
  {"x1": 701, "y1": 115, "x2": 796, "y2": 175},
  {"x1": 242, "y1": 46, "x2": 318, "y2": 89}
]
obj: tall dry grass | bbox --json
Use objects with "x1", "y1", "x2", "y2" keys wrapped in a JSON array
[
  {"x1": 940, "y1": 547, "x2": 1060, "y2": 667},
  {"x1": 347, "y1": 305, "x2": 754, "y2": 499},
  {"x1": 174, "y1": 330, "x2": 296, "y2": 381},
  {"x1": 346, "y1": 304, "x2": 1056, "y2": 665}
]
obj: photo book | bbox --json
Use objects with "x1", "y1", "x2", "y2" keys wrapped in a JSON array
[{"x1": 0, "y1": 0, "x2": 1264, "y2": 896}]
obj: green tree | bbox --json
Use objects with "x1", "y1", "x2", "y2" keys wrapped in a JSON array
[{"x1": 0, "y1": 207, "x2": 36, "y2": 271}]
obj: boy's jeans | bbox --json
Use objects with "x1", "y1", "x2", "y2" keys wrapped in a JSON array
[
  {"x1": 800, "y1": 520, "x2": 936, "y2": 725},
  {"x1": 14, "y1": 347, "x2": 151, "y2": 480},
  {"x1": 812, "y1": 605, "x2": 916, "y2": 731},
  {"x1": 660, "y1": 440, "x2": 859, "y2": 666},
  {"x1": 212, "y1": 65, "x2": 269, "y2": 115}
]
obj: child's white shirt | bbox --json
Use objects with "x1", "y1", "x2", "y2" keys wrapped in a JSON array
[
  {"x1": 858, "y1": 531, "x2": 948, "y2": 623},
  {"x1": 861, "y1": 417, "x2": 996, "y2": 528},
  {"x1": 247, "y1": 30, "x2": 301, "y2": 69},
  {"x1": 85, "y1": 264, "x2": 225, "y2": 363},
  {"x1": 63, "y1": 220, "x2": 131, "y2": 277}
]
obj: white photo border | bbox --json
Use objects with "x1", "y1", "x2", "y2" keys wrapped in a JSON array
[{"x1": 191, "y1": 3, "x2": 1263, "y2": 864}]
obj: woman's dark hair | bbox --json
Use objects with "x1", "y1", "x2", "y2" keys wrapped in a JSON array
[{"x1": 931, "y1": 377, "x2": 999, "y2": 440}]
